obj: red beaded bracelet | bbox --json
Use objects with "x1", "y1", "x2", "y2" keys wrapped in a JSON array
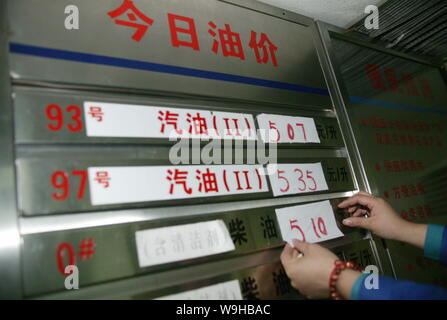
[{"x1": 329, "y1": 260, "x2": 363, "y2": 300}]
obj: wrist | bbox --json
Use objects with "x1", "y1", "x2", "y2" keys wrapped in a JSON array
[
  {"x1": 335, "y1": 269, "x2": 363, "y2": 300},
  {"x1": 328, "y1": 260, "x2": 362, "y2": 300},
  {"x1": 392, "y1": 220, "x2": 416, "y2": 242},
  {"x1": 395, "y1": 221, "x2": 427, "y2": 248}
]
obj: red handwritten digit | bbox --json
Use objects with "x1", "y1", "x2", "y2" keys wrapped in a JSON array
[
  {"x1": 295, "y1": 123, "x2": 307, "y2": 141},
  {"x1": 46, "y1": 104, "x2": 64, "y2": 131},
  {"x1": 287, "y1": 123, "x2": 294, "y2": 140},
  {"x1": 318, "y1": 217, "x2": 328, "y2": 236},
  {"x1": 268, "y1": 121, "x2": 280, "y2": 142},
  {"x1": 311, "y1": 218, "x2": 320, "y2": 238},
  {"x1": 306, "y1": 170, "x2": 317, "y2": 191},
  {"x1": 294, "y1": 168, "x2": 306, "y2": 191},
  {"x1": 277, "y1": 169, "x2": 290, "y2": 192},
  {"x1": 289, "y1": 219, "x2": 306, "y2": 241}
]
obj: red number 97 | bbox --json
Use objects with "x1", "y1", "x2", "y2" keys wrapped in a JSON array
[{"x1": 51, "y1": 170, "x2": 87, "y2": 201}]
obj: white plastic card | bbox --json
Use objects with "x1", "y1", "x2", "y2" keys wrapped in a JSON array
[
  {"x1": 135, "y1": 220, "x2": 235, "y2": 268},
  {"x1": 257, "y1": 113, "x2": 320, "y2": 143},
  {"x1": 84, "y1": 101, "x2": 256, "y2": 140},
  {"x1": 275, "y1": 200, "x2": 344, "y2": 244},
  {"x1": 156, "y1": 280, "x2": 242, "y2": 300},
  {"x1": 267, "y1": 163, "x2": 328, "y2": 197},
  {"x1": 88, "y1": 164, "x2": 268, "y2": 206}
]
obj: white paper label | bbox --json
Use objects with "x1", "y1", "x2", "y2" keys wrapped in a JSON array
[
  {"x1": 156, "y1": 280, "x2": 242, "y2": 300},
  {"x1": 276, "y1": 200, "x2": 344, "y2": 244},
  {"x1": 267, "y1": 163, "x2": 328, "y2": 197},
  {"x1": 84, "y1": 101, "x2": 256, "y2": 140},
  {"x1": 135, "y1": 220, "x2": 235, "y2": 268},
  {"x1": 257, "y1": 113, "x2": 320, "y2": 143},
  {"x1": 88, "y1": 165, "x2": 268, "y2": 206}
]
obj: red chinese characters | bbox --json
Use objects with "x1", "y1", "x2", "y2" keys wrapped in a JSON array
[
  {"x1": 156, "y1": 107, "x2": 255, "y2": 139},
  {"x1": 165, "y1": 166, "x2": 265, "y2": 196},
  {"x1": 107, "y1": 2, "x2": 279, "y2": 66},
  {"x1": 249, "y1": 31, "x2": 278, "y2": 67},
  {"x1": 108, "y1": 0, "x2": 154, "y2": 42},
  {"x1": 167, "y1": 13, "x2": 200, "y2": 51},
  {"x1": 208, "y1": 22, "x2": 245, "y2": 60},
  {"x1": 383, "y1": 182, "x2": 426, "y2": 199},
  {"x1": 361, "y1": 117, "x2": 444, "y2": 149},
  {"x1": 375, "y1": 159, "x2": 426, "y2": 173},
  {"x1": 364, "y1": 63, "x2": 434, "y2": 100},
  {"x1": 187, "y1": 112, "x2": 208, "y2": 135},
  {"x1": 196, "y1": 168, "x2": 219, "y2": 193},
  {"x1": 166, "y1": 169, "x2": 192, "y2": 195},
  {"x1": 95, "y1": 171, "x2": 111, "y2": 188},
  {"x1": 88, "y1": 106, "x2": 104, "y2": 122},
  {"x1": 158, "y1": 110, "x2": 183, "y2": 134},
  {"x1": 401, "y1": 205, "x2": 433, "y2": 221}
]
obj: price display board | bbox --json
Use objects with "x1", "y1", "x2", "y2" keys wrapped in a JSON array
[{"x1": 0, "y1": 0, "x2": 371, "y2": 300}]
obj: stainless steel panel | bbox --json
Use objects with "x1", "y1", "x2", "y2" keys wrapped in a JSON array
[
  {"x1": 22, "y1": 198, "x2": 360, "y2": 297},
  {"x1": 135, "y1": 261, "x2": 302, "y2": 300},
  {"x1": 0, "y1": 1, "x2": 22, "y2": 299},
  {"x1": 13, "y1": 87, "x2": 344, "y2": 147},
  {"x1": 34, "y1": 248, "x2": 285, "y2": 299},
  {"x1": 16, "y1": 154, "x2": 355, "y2": 215},
  {"x1": 8, "y1": 0, "x2": 331, "y2": 107},
  {"x1": 19, "y1": 190, "x2": 357, "y2": 235},
  {"x1": 340, "y1": 239, "x2": 379, "y2": 270},
  {"x1": 317, "y1": 21, "x2": 447, "y2": 285}
]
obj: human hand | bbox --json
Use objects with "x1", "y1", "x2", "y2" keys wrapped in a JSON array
[
  {"x1": 338, "y1": 191, "x2": 427, "y2": 247},
  {"x1": 280, "y1": 239, "x2": 338, "y2": 299}
]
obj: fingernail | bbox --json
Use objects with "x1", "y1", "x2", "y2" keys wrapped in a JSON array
[{"x1": 343, "y1": 219, "x2": 352, "y2": 226}]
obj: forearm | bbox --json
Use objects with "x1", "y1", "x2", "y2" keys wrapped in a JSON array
[{"x1": 393, "y1": 221, "x2": 427, "y2": 249}]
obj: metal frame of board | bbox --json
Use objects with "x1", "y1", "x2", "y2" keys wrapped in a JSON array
[{"x1": 314, "y1": 20, "x2": 447, "y2": 280}]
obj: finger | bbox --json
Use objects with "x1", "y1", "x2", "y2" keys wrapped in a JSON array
[
  {"x1": 348, "y1": 206, "x2": 357, "y2": 213},
  {"x1": 342, "y1": 216, "x2": 371, "y2": 229},
  {"x1": 337, "y1": 194, "x2": 376, "y2": 210},
  {"x1": 352, "y1": 208, "x2": 368, "y2": 217},
  {"x1": 280, "y1": 243, "x2": 296, "y2": 264},
  {"x1": 291, "y1": 248, "x2": 300, "y2": 259},
  {"x1": 292, "y1": 239, "x2": 310, "y2": 254}
]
